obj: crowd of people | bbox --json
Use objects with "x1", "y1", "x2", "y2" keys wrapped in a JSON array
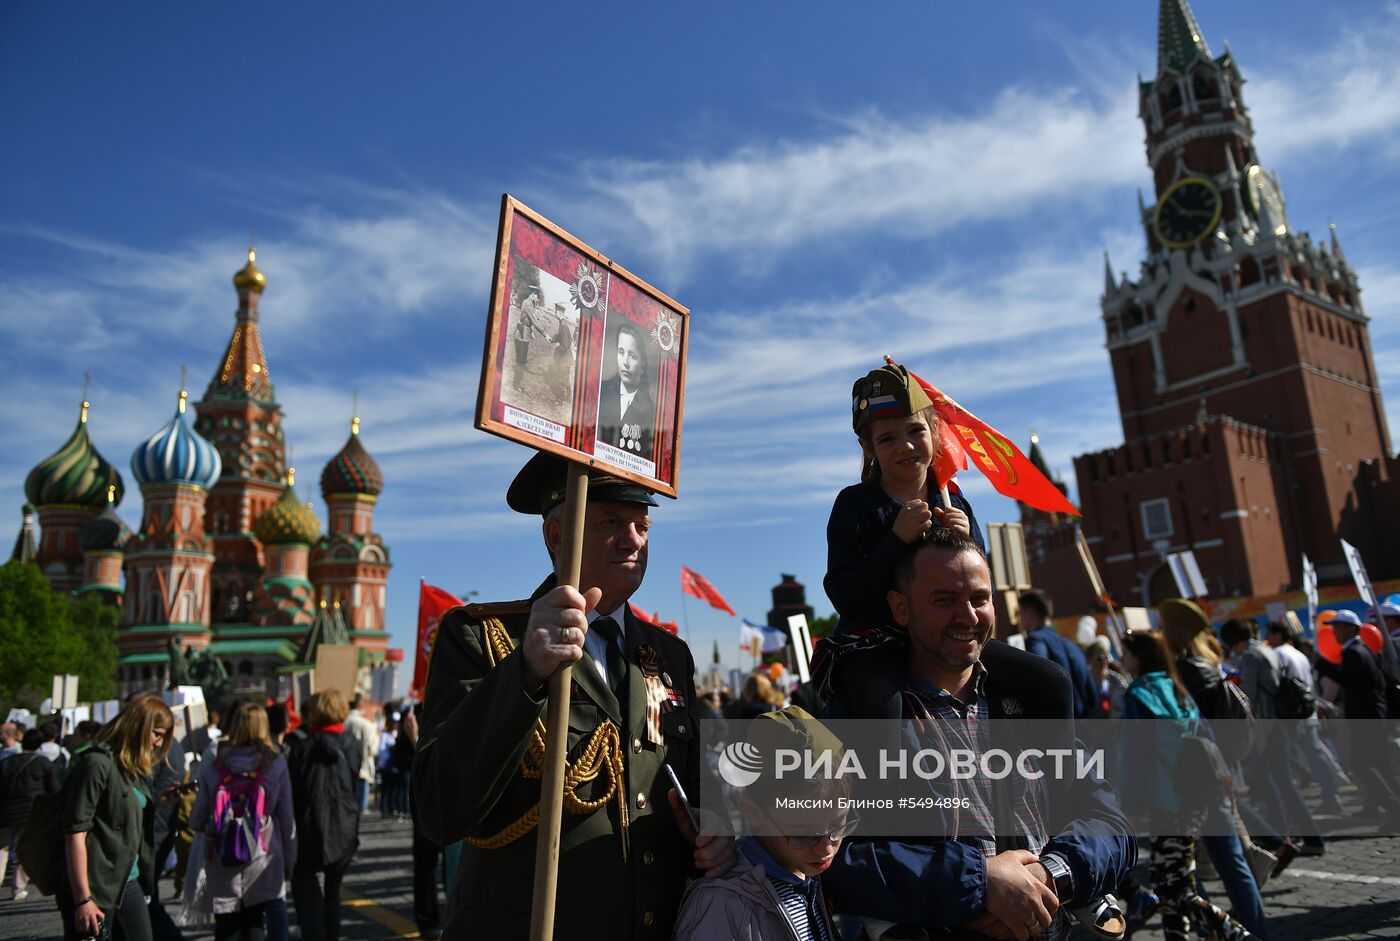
[
  {"x1": 410, "y1": 361, "x2": 1394, "y2": 940},
  {"x1": 0, "y1": 688, "x2": 438, "y2": 941},
  {"x1": 4, "y1": 360, "x2": 1397, "y2": 941}
]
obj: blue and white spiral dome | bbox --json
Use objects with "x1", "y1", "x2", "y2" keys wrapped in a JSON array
[{"x1": 131, "y1": 392, "x2": 223, "y2": 489}]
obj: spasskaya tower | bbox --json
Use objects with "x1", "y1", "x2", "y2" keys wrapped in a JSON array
[{"x1": 1036, "y1": 0, "x2": 1398, "y2": 607}]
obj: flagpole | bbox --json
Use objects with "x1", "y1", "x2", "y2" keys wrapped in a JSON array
[
  {"x1": 679, "y1": 589, "x2": 692, "y2": 644},
  {"x1": 530, "y1": 464, "x2": 588, "y2": 941}
]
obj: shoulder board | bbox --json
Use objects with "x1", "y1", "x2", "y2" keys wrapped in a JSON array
[
  {"x1": 462, "y1": 599, "x2": 532, "y2": 619},
  {"x1": 635, "y1": 619, "x2": 680, "y2": 641}
]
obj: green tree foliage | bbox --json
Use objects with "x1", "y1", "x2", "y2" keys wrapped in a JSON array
[
  {"x1": 68, "y1": 593, "x2": 119, "y2": 702},
  {"x1": 808, "y1": 613, "x2": 838, "y2": 638},
  {"x1": 0, "y1": 561, "x2": 118, "y2": 711}
]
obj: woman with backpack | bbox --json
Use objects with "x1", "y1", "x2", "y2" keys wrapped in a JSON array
[
  {"x1": 0, "y1": 728, "x2": 60, "y2": 899},
  {"x1": 1159, "y1": 599, "x2": 1272, "y2": 938},
  {"x1": 189, "y1": 701, "x2": 296, "y2": 941},
  {"x1": 59, "y1": 693, "x2": 174, "y2": 941},
  {"x1": 1120, "y1": 629, "x2": 1256, "y2": 941},
  {"x1": 286, "y1": 690, "x2": 361, "y2": 941}
]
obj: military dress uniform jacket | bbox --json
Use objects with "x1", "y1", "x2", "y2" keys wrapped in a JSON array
[{"x1": 414, "y1": 577, "x2": 704, "y2": 940}]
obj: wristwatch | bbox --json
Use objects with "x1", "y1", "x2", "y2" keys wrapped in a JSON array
[{"x1": 1040, "y1": 853, "x2": 1075, "y2": 904}]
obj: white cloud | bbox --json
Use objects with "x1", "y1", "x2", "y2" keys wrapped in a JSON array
[
  {"x1": 575, "y1": 88, "x2": 1144, "y2": 282},
  {"x1": 1248, "y1": 10, "x2": 1400, "y2": 160}
]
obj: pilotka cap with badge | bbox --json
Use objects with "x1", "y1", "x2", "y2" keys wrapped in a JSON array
[{"x1": 851, "y1": 363, "x2": 932, "y2": 435}]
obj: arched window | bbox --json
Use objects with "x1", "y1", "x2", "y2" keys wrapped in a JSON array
[
  {"x1": 1237, "y1": 256, "x2": 1261, "y2": 289},
  {"x1": 1160, "y1": 81, "x2": 1183, "y2": 115},
  {"x1": 1192, "y1": 70, "x2": 1219, "y2": 103}
]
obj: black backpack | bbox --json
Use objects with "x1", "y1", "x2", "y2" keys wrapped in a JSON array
[
  {"x1": 1275, "y1": 673, "x2": 1316, "y2": 720},
  {"x1": 1200, "y1": 678, "x2": 1255, "y2": 763},
  {"x1": 1173, "y1": 730, "x2": 1232, "y2": 816}
]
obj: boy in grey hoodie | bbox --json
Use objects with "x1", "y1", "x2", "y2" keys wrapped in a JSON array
[{"x1": 674, "y1": 706, "x2": 850, "y2": 941}]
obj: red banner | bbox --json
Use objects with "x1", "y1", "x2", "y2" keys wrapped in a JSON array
[
  {"x1": 630, "y1": 604, "x2": 681, "y2": 636},
  {"x1": 895, "y1": 358, "x2": 1080, "y2": 517},
  {"x1": 681, "y1": 566, "x2": 737, "y2": 616},
  {"x1": 414, "y1": 580, "x2": 466, "y2": 696}
]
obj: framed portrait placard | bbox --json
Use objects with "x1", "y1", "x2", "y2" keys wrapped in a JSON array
[{"x1": 477, "y1": 195, "x2": 689, "y2": 496}]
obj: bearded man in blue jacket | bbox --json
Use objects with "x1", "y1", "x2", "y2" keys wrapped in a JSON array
[{"x1": 821, "y1": 529, "x2": 1135, "y2": 941}]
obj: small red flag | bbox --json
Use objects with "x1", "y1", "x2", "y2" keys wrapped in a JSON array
[
  {"x1": 631, "y1": 604, "x2": 681, "y2": 636},
  {"x1": 894, "y1": 358, "x2": 1081, "y2": 517},
  {"x1": 414, "y1": 580, "x2": 466, "y2": 696},
  {"x1": 680, "y1": 566, "x2": 737, "y2": 616}
]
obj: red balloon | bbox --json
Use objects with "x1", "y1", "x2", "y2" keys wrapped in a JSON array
[
  {"x1": 1316, "y1": 613, "x2": 1342, "y2": 664},
  {"x1": 1361, "y1": 623, "x2": 1384, "y2": 654}
]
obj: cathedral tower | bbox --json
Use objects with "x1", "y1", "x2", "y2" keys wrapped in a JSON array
[
  {"x1": 311, "y1": 414, "x2": 391, "y2": 655},
  {"x1": 195, "y1": 249, "x2": 288, "y2": 623},
  {"x1": 77, "y1": 485, "x2": 130, "y2": 601},
  {"x1": 120, "y1": 387, "x2": 223, "y2": 691},
  {"x1": 23, "y1": 397, "x2": 126, "y2": 593},
  {"x1": 251, "y1": 467, "x2": 321, "y2": 635}
]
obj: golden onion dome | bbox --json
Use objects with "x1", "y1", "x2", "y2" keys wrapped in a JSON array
[
  {"x1": 252, "y1": 469, "x2": 321, "y2": 545},
  {"x1": 233, "y1": 247, "x2": 267, "y2": 294}
]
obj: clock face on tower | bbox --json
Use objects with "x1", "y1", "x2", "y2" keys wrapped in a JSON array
[
  {"x1": 1153, "y1": 176, "x2": 1224, "y2": 249},
  {"x1": 1244, "y1": 164, "x2": 1288, "y2": 236}
]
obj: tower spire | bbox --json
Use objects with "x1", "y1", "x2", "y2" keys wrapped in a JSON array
[
  {"x1": 1158, "y1": 0, "x2": 1211, "y2": 75},
  {"x1": 1103, "y1": 250, "x2": 1116, "y2": 296},
  {"x1": 1329, "y1": 222, "x2": 1347, "y2": 263}
]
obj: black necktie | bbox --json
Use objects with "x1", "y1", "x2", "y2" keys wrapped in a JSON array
[{"x1": 591, "y1": 616, "x2": 628, "y2": 700}]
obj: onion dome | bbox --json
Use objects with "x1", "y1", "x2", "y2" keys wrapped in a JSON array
[
  {"x1": 24, "y1": 400, "x2": 126, "y2": 509},
  {"x1": 79, "y1": 486, "x2": 131, "y2": 552},
  {"x1": 131, "y1": 390, "x2": 223, "y2": 489},
  {"x1": 233, "y1": 247, "x2": 267, "y2": 294},
  {"x1": 253, "y1": 469, "x2": 322, "y2": 545},
  {"x1": 321, "y1": 416, "x2": 384, "y2": 499}
]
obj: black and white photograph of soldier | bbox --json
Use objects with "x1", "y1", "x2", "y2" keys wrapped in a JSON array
[
  {"x1": 596, "y1": 317, "x2": 655, "y2": 458},
  {"x1": 501, "y1": 258, "x2": 579, "y2": 426}
]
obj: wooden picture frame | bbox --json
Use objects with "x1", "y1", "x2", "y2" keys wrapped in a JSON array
[{"x1": 477, "y1": 195, "x2": 689, "y2": 496}]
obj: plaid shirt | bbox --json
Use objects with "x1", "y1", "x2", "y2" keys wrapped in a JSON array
[{"x1": 904, "y1": 661, "x2": 1062, "y2": 941}]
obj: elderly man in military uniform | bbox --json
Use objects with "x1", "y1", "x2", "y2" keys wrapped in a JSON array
[{"x1": 415, "y1": 453, "x2": 734, "y2": 939}]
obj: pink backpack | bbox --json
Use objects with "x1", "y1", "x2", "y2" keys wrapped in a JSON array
[{"x1": 211, "y1": 760, "x2": 269, "y2": 866}]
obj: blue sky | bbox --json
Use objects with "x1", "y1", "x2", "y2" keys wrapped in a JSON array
[{"x1": 5, "y1": 2, "x2": 1400, "y2": 689}]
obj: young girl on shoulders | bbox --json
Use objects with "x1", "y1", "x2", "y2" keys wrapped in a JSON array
[{"x1": 823, "y1": 363, "x2": 983, "y2": 637}]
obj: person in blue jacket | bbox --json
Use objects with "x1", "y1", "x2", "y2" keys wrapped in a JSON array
[
  {"x1": 1019, "y1": 590, "x2": 1099, "y2": 721},
  {"x1": 821, "y1": 529, "x2": 1135, "y2": 941},
  {"x1": 1119, "y1": 630, "x2": 1255, "y2": 941}
]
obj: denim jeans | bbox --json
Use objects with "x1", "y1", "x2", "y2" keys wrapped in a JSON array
[
  {"x1": 264, "y1": 898, "x2": 289, "y2": 941},
  {"x1": 1296, "y1": 716, "x2": 1344, "y2": 803},
  {"x1": 1198, "y1": 798, "x2": 1269, "y2": 939},
  {"x1": 1245, "y1": 724, "x2": 1321, "y2": 845}
]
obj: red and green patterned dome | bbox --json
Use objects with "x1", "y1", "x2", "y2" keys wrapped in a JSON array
[
  {"x1": 253, "y1": 471, "x2": 322, "y2": 545},
  {"x1": 321, "y1": 418, "x2": 383, "y2": 499},
  {"x1": 24, "y1": 402, "x2": 125, "y2": 509}
]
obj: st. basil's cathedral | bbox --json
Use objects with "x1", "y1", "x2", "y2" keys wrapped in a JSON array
[{"x1": 14, "y1": 249, "x2": 397, "y2": 698}]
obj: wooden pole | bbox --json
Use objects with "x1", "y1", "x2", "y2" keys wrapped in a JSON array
[{"x1": 529, "y1": 464, "x2": 588, "y2": 941}]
